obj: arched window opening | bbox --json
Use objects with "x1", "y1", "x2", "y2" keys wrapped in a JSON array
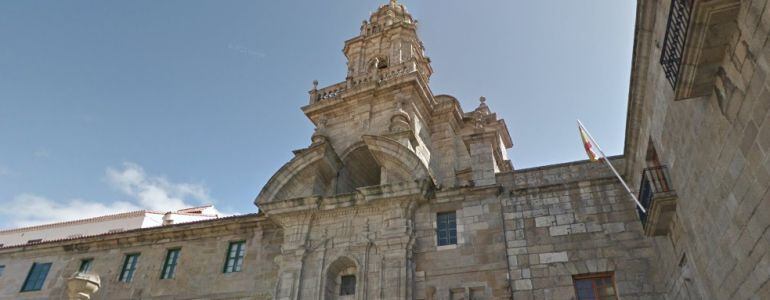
[
  {"x1": 325, "y1": 257, "x2": 358, "y2": 300},
  {"x1": 335, "y1": 146, "x2": 381, "y2": 194},
  {"x1": 368, "y1": 56, "x2": 388, "y2": 72}
]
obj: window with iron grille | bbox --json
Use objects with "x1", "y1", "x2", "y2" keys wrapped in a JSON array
[
  {"x1": 161, "y1": 249, "x2": 180, "y2": 279},
  {"x1": 637, "y1": 166, "x2": 674, "y2": 226},
  {"x1": 119, "y1": 254, "x2": 140, "y2": 283},
  {"x1": 340, "y1": 275, "x2": 356, "y2": 296},
  {"x1": 20, "y1": 262, "x2": 52, "y2": 292},
  {"x1": 660, "y1": 0, "x2": 693, "y2": 88},
  {"x1": 573, "y1": 272, "x2": 618, "y2": 300},
  {"x1": 79, "y1": 258, "x2": 93, "y2": 273},
  {"x1": 223, "y1": 241, "x2": 246, "y2": 273},
  {"x1": 436, "y1": 211, "x2": 457, "y2": 246}
]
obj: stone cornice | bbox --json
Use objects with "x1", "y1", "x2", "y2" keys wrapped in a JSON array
[{"x1": 623, "y1": 0, "x2": 658, "y2": 174}]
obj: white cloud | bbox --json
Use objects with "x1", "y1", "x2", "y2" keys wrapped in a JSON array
[
  {"x1": 0, "y1": 162, "x2": 216, "y2": 229},
  {"x1": 0, "y1": 194, "x2": 140, "y2": 228},
  {"x1": 227, "y1": 43, "x2": 267, "y2": 58},
  {"x1": 105, "y1": 162, "x2": 212, "y2": 212},
  {"x1": 33, "y1": 148, "x2": 51, "y2": 158},
  {"x1": 0, "y1": 165, "x2": 11, "y2": 177}
]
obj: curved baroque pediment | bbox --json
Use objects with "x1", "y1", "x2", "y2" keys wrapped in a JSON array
[{"x1": 255, "y1": 135, "x2": 435, "y2": 207}]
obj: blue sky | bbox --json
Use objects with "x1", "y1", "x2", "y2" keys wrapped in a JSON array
[{"x1": 0, "y1": 0, "x2": 636, "y2": 228}]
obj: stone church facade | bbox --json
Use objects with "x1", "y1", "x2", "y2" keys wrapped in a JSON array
[{"x1": 1, "y1": 0, "x2": 768, "y2": 299}]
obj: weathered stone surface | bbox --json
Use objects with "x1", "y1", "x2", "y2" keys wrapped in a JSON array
[
  {"x1": 625, "y1": 0, "x2": 770, "y2": 298},
  {"x1": 0, "y1": 215, "x2": 281, "y2": 300},
  {"x1": 2, "y1": 0, "x2": 769, "y2": 299}
]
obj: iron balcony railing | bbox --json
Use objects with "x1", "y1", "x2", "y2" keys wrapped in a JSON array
[
  {"x1": 637, "y1": 166, "x2": 674, "y2": 225},
  {"x1": 660, "y1": 0, "x2": 694, "y2": 88}
]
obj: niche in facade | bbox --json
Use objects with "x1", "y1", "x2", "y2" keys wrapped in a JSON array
[{"x1": 324, "y1": 256, "x2": 357, "y2": 300}]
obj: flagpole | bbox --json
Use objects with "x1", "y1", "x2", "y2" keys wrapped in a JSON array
[{"x1": 577, "y1": 120, "x2": 646, "y2": 213}]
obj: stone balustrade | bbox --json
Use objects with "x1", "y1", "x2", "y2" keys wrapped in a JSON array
[{"x1": 309, "y1": 60, "x2": 420, "y2": 104}]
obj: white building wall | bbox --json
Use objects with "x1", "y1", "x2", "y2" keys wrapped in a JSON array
[
  {"x1": 0, "y1": 209, "x2": 219, "y2": 248},
  {"x1": 0, "y1": 214, "x2": 147, "y2": 247}
]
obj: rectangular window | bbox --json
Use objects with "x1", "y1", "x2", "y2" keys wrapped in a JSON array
[
  {"x1": 79, "y1": 259, "x2": 93, "y2": 273},
  {"x1": 20, "y1": 262, "x2": 52, "y2": 292},
  {"x1": 223, "y1": 241, "x2": 246, "y2": 273},
  {"x1": 0, "y1": 265, "x2": 5, "y2": 277},
  {"x1": 340, "y1": 275, "x2": 356, "y2": 296},
  {"x1": 119, "y1": 254, "x2": 140, "y2": 283},
  {"x1": 436, "y1": 211, "x2": 457, "y2": 246},
  {"x1": 573, "y1": 272, "x2": 618, "y2": 300},
  {"x1": 160, "y1": 249, "x2": 180, "y2": 279}
]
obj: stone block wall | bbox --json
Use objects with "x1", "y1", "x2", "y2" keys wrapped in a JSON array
[
  {"x1": 625, "y1": 0, "x2": 770, "y2": 298},
  {"x1": 0, "y1": 215, "x2": 282, "y2": 300},
  {"x1": 413, "y1": 186, "x2": 511, "y2": 299},
  {"x1": 498, "y1": 158, "x2": 660, "y2": 299}
]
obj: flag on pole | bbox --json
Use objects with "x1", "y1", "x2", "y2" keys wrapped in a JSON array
[
  {"x1": 578, "y1": 123, "x2": 600, "y2": 162},
  {"x1": 576, "y1": 120, "x2": 647, "y2": 213}
]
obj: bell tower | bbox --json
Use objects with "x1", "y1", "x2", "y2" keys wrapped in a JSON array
[
  {"x1": 343, "y1": 0, "x2": 433, "y2": 81},
  {"x1": 256, "y1": 2, "x2": 514, "y2": 298}
]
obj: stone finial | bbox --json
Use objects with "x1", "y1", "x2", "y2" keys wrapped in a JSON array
[
  {"x1": 389, "y1": 0, "x2": 398, "y2": 7},
  {"x1": 309, "y1": 80, "x2": 320, "y2": 104},
  {"x1": 476, "y1": 96, "x2": 490, "y2": 115},
  {"x1": 67, "y1": 272, "x2": 101, "y2": 300}
]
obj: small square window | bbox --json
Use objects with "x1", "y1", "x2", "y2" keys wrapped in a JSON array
[
  {"x1": 340, "y1": 275, "x2": 356, "y2": 296},
  {"x1": 436, "y1": 211, "x2": 457, "y2": 246},
  {"x1": 223, "y1": 241, "x2": 246, "y2": 273},
  {"x1": 573, "y1": 272, "x2": 618, "y2": 300},
  {"x1": 21, "y1": 262, "x2": 52, "y2": 292},
  {"x1": 79, "y1": 259, "x2": 93, "y2": 273},
  {"x1": 119, "y1": 254, "x2": 140, "y2": 283},
  {"x1": 160, "y1": 249, "x2": 180, "y2": 279}
]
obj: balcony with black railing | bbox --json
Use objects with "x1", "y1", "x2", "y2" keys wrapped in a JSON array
[
  {"x1": 659, "y1": 0, "x2": 741, "y2": 100},
  {"x1": 637, "y1": 166, "x2": 678, "y2": 236},
  {"x1": 660, "y1": 0, "x2": 693, "y2": 89}
]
